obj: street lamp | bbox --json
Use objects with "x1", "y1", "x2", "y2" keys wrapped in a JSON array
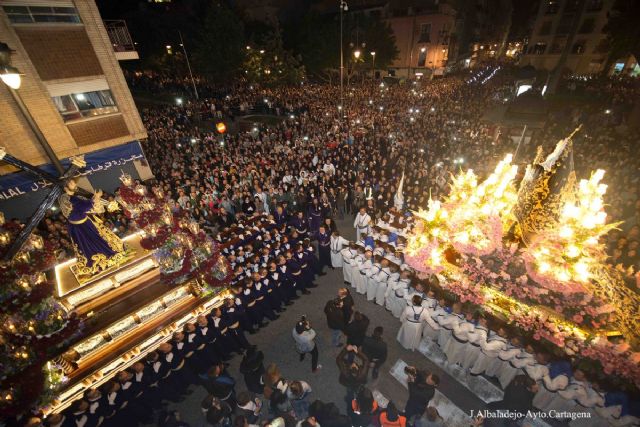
[
  {"x1": 0, "y1": 65, "x2": 22, "y2": 89},
  {"x1": 0, "y1": 42, "x2": 63, "y2": 174}
]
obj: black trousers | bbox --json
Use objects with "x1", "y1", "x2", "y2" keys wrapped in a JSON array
[{"x1": 299, "y1": 344, "x2": 319, "y2": 371}]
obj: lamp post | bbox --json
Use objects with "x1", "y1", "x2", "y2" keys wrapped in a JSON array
[
  {"x1": 339, "y1": 0, "x2": 348, "y2": 112},
  {"x1": 178, "y1": 30, "x2": 199, "y2": 100},
  {"x1": 0, "y1": 42, "x2": 64, "y2": 174},
  {"x1": 370, "y1": 51, "x2": 376, "y2": 83}
]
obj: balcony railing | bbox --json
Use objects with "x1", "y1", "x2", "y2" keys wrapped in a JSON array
[
  {"x1": 104, "y1": 20, "x2": 135, "y2": 52},
  {"x1": 104, "y1": 20, "x2": 138, "y2": 60}
]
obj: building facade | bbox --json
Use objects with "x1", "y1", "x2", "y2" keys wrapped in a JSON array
[
  {"x1": 519, "y1": 0, "x2": 614, "y2": 74},
  {"x1": 0, "y1": 0, "x2": 146, "y2": 218},
  {"x1": 385, "y1": 2, "x2": 456, "y2": 78}
]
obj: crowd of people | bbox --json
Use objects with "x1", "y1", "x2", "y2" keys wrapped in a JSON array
[
  {"x1": 17, "y1": 65, "x2": 640, "y2": 427},
  {"x1": 25, "y1": 67, "x2": 640, "y2": 287},
  {"x1": 338, "y1": 205, "x2": 640, "y2": 426}
]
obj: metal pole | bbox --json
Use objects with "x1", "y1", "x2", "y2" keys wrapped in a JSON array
[
  {"x1": 372, "y1": 54, "x2": 375, "y2": 84},
  {"x1": 513, "y1": 124, "x2": 527, "y2": 161},
  {"x1": 8, "y1": 88, "x2": 64, "y2": 174},
  {"x1": 179, "y1": 30, "x2": 199, "y2": 100},
  {"x1": 340, "y1": 1, "x2": 344, "y2": 110}
]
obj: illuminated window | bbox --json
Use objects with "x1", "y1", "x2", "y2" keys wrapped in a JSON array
[
  {"x1": 3, "y1": 5, "x2": 81, "y2": 24},
  {"x1": 52, "y1": 90, "x2": 118, "y2": 122},
  {"x1": 417, "y1": 49, "x2": 427, "y2": 67}
]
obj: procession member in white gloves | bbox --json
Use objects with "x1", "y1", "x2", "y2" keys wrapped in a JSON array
[
  {"x1": 486, "y1": 336, "x2": 523, "y2": 386},
  {"x1": 443, "y1": 311, "x2": 476, "y2": 367},
  {"x1": 350, "y1": 247, "x2": 365, "y2": 290},
  {"x1": 330, "y1": 231, "x2": 349, "y2": 268},
  {"x1": 499, "y1": 343, "x2": 536, "y2": 390},
  {"x1": 397, "y1": 295, "x2": 431, "y2": 351},
  {"x1": 469, "y1": 326, "x2": 508, "y2": 376},
  {"x1": 422, "y1": 297, "x2": 446, "y2": 342},
  {"x1": 341, "y1": 243, "x2": 358, "y2": 285},
  {"x1": 387, "y1": 269, "x2": 409, "y2": 317},
  {"x1": 366, "y1": 255, "x2": 382, "y2": 301},
  {"x1": 462, "y1": 316, "x2": 490, "y2": 371},
  {"x1": 532, "y1": 360, "x2": 572, "y2": 410},
  {"x1": 354, "y1": 249, "x2": 373, "y2": 294},
  {"x1": 543, "y1": 368, "x2": 589, "y2": 418},
  {"x1": 374, "y1": 259, "x2": 392, "y2": 306},
  {"x1": 436, "y1": 302, "x2": 465, "y2": 350}
]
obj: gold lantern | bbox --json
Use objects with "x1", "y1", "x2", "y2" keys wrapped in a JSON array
[
  {"x1": 0, "y1": 231, "x2": 10, "y2": 246},
  {"x1": 134, "y1": 184, "x2": 146, "y2": 196},
  {"x1": 153, "y1": 187, "x2": 165, "y2": 200},
  {"x1": 30, "y1": 234, "x2": 44, "y2": 250},
  {"x1": 119, "y1": 172, "x2": 134, "y2": 187}
]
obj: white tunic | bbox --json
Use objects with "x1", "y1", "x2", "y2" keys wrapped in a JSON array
[
  {"x1": 462, "y1": 325, "x2": 488, "y2": 371},
  {"x1": 533, "y1": 374, "x2": 569, "y2": 411},
  {"x1": 354, "y1": 258, "x2": 372, "y2": 294},
  {"x1": 354, "y1": 212, "x2": 371, "y2": 239},
  {"x1": 422, "y1": 305, "x2": 445, "y2": 341},
  {"x1": 387, "y1": 277, "x2": 408, "y2": 317},
  {"x1": 545, "y1": 379, "x2": 589, "y2": 417},
  {"x1": 469, "y1": 334, "x2": 507, "y2": 375},
  {"x1": 500, "y1": 350, "x2": 535, "y2": 390},
  {"x1": 350, "y1": 254, "x2": 365, "y2": 290},
  {"x1": 374, "y1": 268, "x2": 391, "y2": 306},
  {"x1": 366, "y1": 263, "x2": 382, "y2": 301},
  {"x1": 444, "y1": 320, "x2": 475, "y2": 366},
  {"x1": 568, "y1": 387, "x2": 605, "y2": 427},
  {"x1": 489, "y1": 345, "x2": 522, "y2": 388},
  {"x1": 331, "y1": 236, "x2": 349, "y2": 268},
  {"x1": 437, "y1": 311, "x2": 464, "y2": 350},
  {"x1": 340, "y1": 248, "x2": 355, "y2": 283},
  {"x1": 397, "y1": 305, "x2": 430, "y2": 350}
]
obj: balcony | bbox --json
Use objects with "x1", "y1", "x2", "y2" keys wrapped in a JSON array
[{"x1": 104, "y1": 20, "x2": 139, "y2": 60}]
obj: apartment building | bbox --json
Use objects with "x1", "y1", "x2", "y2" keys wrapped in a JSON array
[
  {"x1": 0, "y1": 0, "x2": 147, "y2": 218},
  {"x1": 519, "y1": 0, "x2": 614, "y2": 74}
]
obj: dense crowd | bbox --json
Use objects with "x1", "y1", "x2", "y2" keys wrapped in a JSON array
[
  {"x1": 21, "y1": 68, "x2": 638, "y2": 427},
  {"x1": 29, "y1": 69, "x2": 640, "y2": 288}
]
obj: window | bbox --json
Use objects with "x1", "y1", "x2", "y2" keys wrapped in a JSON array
[
  {"x1": 418, "y1": 23, "x2": 431, "y2": 43},
  {"x1": 52, "y1": 90, "x2": 118, "y2": 122},
  {"x1": 3, "y1": 5, "x2": 81, "y2": 24},
  {"x1": 538, "y1": 21, "x2": 552, "y2": 35},
  {"x1": 579, "y1": 18, "x2": 595, "y2": 33},
  {"x1": 532, "y1": 43, "x2": 547, "y2": 54},
  {"x1": 417, "y1": 49, "x2": 427, "y2": 67},
  {"x1": 572, "y1": 40, "x2": 586, "y2": 54},
  {"x1": 545, "y1": 0, "x2": 559, "y2": 14}
]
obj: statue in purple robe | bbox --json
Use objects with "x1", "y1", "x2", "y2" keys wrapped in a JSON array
[{"x1": 59, "y1": 180, "x2": 126, "y2": 276}]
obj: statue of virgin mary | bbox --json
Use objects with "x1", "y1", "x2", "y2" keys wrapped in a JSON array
[{"x1": 58, "y1": 179, "x2": 126, "y2": 276}]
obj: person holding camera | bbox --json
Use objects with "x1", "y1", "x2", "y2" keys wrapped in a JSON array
[
  {"x1": 404, "y1": 367, "x2": 439, "y2": 422},
  {"x1": 324, "y1": 298, "x2": 346, "y2": 347},
  {"x1": 292, "y1": 316, "x2": 322, "y2": 373}
]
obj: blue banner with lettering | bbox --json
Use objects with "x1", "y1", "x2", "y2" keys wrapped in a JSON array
[{"x1": 0, "y1": 141, "x2": 144, "y2": 201}]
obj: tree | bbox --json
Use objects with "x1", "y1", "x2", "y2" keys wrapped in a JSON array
[
  {"x1": 285, "y1": 13, "x2": 398, "y2": 81},
  {"x1": 192, "y1": 2, "x2": 246, "y2": 82},
  {"x1": 603, "y1": 0, "x2": 640, "y2": 73},
  {"x1": 243, "y1": 28, "x2": 305, "y2": 86}
]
